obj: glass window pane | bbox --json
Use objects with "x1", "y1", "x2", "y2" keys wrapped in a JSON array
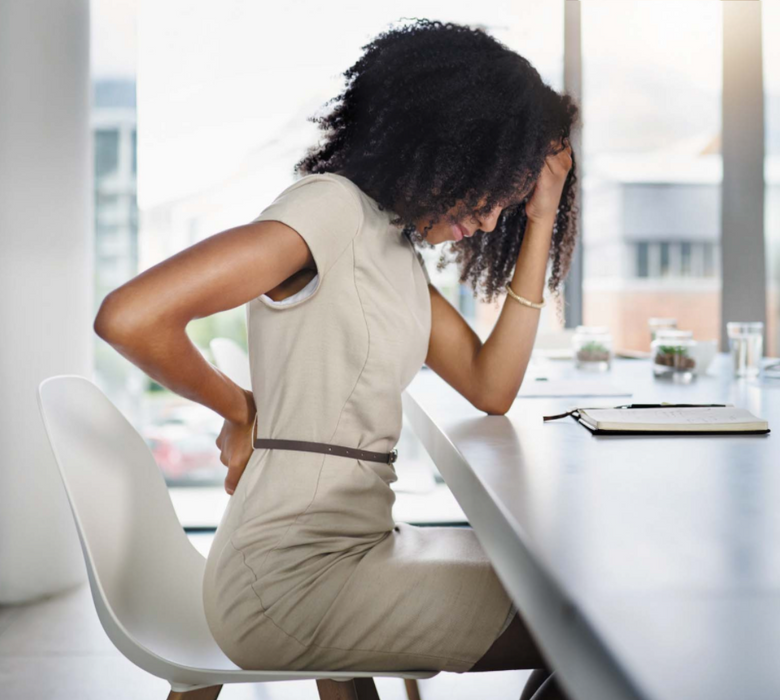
[
  {"x1": 681, "y1": 242, "x2": 692, "y2": 276},
  {"x1": 660, "y1": 242, "x2": 670, "y2": 278},
  {"x1": 637, "y1": 242, "x2": 649, "y2": 278},
  {"x1": 95, "y1": 129, "x2": 119, "y2": 178},
  {"x1": 131, "y1": 129, "x2": 137, "y2": 175},
  {"x1": 581, "y1": 1, "x2": 722, "y2": 352},
  {"x1": 704, "y1": 243, "x2": 716, "y2": 277}
]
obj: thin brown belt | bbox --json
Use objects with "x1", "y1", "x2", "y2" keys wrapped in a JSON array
[{"x1": 251, "y1": 413, "x2": 398, "y2": 464}]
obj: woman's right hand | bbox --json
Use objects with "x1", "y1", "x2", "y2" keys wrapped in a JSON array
[
  {"x1": 524, "y1": 138, "x2": 573, "y2": 225},
  {"x1": 216, "y1": 389, "x2": 257, "y2": 495}
]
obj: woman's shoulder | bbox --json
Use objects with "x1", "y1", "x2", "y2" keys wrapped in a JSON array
[
  {"x1": 268, "y1": 171, "x2": 393, "y2": 237},
  {"x1": 291, "y1": 171, "x2": 363, "y2": 206},
  {"x1": 312, "y1": 172, "x2": 389, "y2": 221}
]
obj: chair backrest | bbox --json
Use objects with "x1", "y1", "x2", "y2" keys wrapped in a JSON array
[
  {"x1": 209, "y1": 338, "x2": 251, "y2": 391},
  {"x1": 36, "y1": 375, "x2": 225, "y2": 670}
]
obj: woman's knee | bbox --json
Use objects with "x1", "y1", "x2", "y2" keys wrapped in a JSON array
[{"x1": 469, "y1": 612, "x2": 549, "y2": 672}]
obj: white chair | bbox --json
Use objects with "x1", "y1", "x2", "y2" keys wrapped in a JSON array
[{"x1": 36, "y1": 375, "x2": 438, "y2": 700}]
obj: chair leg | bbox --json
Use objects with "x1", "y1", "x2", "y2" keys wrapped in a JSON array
[
  {"x1": 166, "y1": 685, "x2": 222, "y2": 700},
  {"x1": 317, "y1": 677, "x2": 380, "y2": 700},
  {"x1": 404, "y1": 678, "x2": 423, "y2": 700}
]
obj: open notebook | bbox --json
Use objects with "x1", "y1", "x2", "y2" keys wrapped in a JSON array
[{"x1": 545, "y1": 404, "x2": 770, "y2": 435}]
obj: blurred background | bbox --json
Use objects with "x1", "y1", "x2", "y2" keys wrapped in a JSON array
[{"x1": 87, "y1": 0, "x2": 778, "y2": 525}]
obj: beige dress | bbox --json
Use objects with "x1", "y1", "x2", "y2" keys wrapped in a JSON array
[{"x1": 202, "y1": 172, "x2": 517, "y2": 673}]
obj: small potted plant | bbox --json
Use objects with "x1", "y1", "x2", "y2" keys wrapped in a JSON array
[
  {"x1": 653, "y1": 345, "x2": 696, "y2": 370},
  {"x1": 651, "y1": 330, "x2": 697, "y2": 383},
  {"x1": 573, "y1": 326, "x2": 613, "y2": 371},
  {"x1": 577, "y1": 340, "x2": 611, "y2": 365}
]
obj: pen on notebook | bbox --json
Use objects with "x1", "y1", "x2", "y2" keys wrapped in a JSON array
[
  {"x1": 615, "y1": 403, "x2": 728, "y2": 409},
  {"x1": 543, "y1": 403, "x2": 730, "y2": 422}
]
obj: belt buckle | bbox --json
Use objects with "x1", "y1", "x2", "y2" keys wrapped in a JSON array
[{"x1": 388, "y1": 448, "x2": 398, "y2": 464}]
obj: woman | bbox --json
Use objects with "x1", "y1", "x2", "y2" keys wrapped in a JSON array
[{"x1": 95, "y1": 18, "x2": 577, "y2": 700}]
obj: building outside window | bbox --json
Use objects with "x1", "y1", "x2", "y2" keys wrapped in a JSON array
[
  {"x1": 580, "y1": 1, "x2": 723, "y2": 352},
  {"x1": 634, "y1": 241, "x2": 718, "y2": 280}
]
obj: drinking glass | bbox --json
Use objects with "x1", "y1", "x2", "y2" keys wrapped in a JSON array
[{"x1": 726, "y1": 322, "x2": 764, "y2": 378}]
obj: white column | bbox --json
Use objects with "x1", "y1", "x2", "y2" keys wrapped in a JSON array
[
  {"x1": 0, "y1": 0, "x2": 91, "y2": 602},
  {"x1": 721, "y1": 0, "x2": 766, "y2": 350}
]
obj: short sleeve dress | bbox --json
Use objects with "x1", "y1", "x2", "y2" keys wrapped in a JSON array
[{"x1": 202, "y1": 172, "x2": 517, "y2": 674}]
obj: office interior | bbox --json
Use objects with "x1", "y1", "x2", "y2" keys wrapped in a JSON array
[{"x1": 1, "y1": 1, "x2": 778, "y2": 700}]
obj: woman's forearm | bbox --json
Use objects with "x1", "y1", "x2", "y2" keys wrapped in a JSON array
[
  {"x1": 98, "y1": 321, "x2": 255, "y2": 426},
  {"x1": 474, "y1": 215, "x2": 555, "y2": 413}
]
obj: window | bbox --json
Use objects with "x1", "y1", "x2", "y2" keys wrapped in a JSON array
[
  {"x1": 131, "y1": 129, "x2": 137, "y2": 175},
  {"x1": 95, "y1": 129, "x2": 119, "y2": 178},
  {"x1": 91, "y1": 1, "x2": 775, "y2": 529},
  {"x1": 636, "y1": 242, "x2": 649, "y2": 278},
  {"x1": 581, "y1": 1, "x2": 723, "y2": 351},
  {"x1": 681, "y1": 242, "x2": 692, "y2": 276},
  {"x1": 704, "y1": 243, "x2": 717, "y2": 278},
  {"x1": 660, "y1": 243, "x2": 670, "y2": 278},
  {"x1": 634, "y1": 242, "x2": 710, "y2": 280},
  {"x1": 91, "y1": 3, "x2": 146, "y2": 507}
]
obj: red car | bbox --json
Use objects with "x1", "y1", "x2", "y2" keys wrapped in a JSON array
[{"x1": 143, "y1": 425, "x2": 222, "y2": 484}]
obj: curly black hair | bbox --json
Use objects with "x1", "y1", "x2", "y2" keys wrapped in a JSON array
[{"x1": 294, "y1": 18, "x2": 579, "y2": 315}]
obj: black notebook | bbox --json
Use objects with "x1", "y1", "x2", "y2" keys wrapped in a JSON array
[{"x1": 545, "y1": 404, "x2": 770, "y2": 436}]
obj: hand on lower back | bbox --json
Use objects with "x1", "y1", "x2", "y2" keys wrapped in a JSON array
[{"x1": 216, "y1": 390, "x2": 256, "y2": 495}]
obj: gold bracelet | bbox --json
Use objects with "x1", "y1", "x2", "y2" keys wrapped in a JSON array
[{"x1": 505, "y1": 281, "x2": 546, "y2": 309}]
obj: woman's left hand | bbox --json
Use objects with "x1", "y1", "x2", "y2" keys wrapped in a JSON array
[
  {"x1": 525, "y1": 139, "x2": 573, "y2": 225},
  {"x1": 216, "y1": 388, "x2": 257, "y2": 495}
]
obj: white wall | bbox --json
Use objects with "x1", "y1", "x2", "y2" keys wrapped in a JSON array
[{"x1": 0, "y1": 0, "x2": 91, "y2": 603}]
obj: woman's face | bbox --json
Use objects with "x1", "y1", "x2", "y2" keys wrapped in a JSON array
[{"x1": 413, "y1": 186, "x2": 532, "y2": 245}]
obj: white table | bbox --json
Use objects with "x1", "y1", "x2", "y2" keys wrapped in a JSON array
[{"x1": 402, "y1": 354, "x2": 779, "y2": 700}]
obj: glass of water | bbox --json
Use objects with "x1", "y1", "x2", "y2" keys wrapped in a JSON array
[{"x1": 726, "y1": 322, "x2": 764, "y2": 378}]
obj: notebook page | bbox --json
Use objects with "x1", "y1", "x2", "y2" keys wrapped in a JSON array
[{"x1": 582, "y1": 407, "x2": 762, "y2": 426}]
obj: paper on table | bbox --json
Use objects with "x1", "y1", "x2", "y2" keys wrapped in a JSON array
[
  {"x1": 582, "y1": 406, "x2": 760, "y2": 426},
  {"x1": 518, "y1": 379, "x2": 632, "y2": 398}
]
